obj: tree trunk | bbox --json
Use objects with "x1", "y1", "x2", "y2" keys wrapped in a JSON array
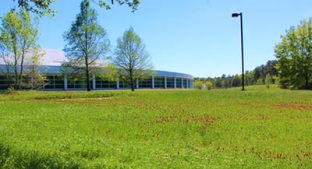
[
  {"x1": 305, "y1": 74, "x2": 309, "y2": 90},
  {"x1": 130, "y1": 70, "x2": 135, "y2": 91},
  {"x1": 130, "y1": 77, "x2": 135, "y2": 91},
  {"x1": 85, "y1": 56, "x2": 91, "y2": 91},
  {"x1": 14, "y1": 58, "x2": 19, "y2": 90},
  {"x1": 6, "y1": 74, "x2": 11, "y2": 89},
  {"x1": 86, "y1": 71, "x2": 91, "y2": 91},
  {"x1": 18, "y1": 46, "x2": 26, "y2": 90},
  {"x1": 85, "y1": 13, "x2": 91, "y2": 92},
  {"x1": 13, "y1": 35, "x2": 19, "y2": 90}
]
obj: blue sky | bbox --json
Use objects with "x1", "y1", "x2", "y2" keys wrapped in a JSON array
[{"x1": 1, "y1": 0, "x2": 312, "y2": 77}]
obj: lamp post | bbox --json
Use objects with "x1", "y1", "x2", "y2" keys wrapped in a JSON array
[{"x1": 232, "y1": 12, "x2": 245, "y2": 91}]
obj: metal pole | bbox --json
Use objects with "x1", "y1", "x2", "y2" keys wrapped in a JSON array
[{"x1": 240, "y1": 13, "x2": 245, "y2": 91}]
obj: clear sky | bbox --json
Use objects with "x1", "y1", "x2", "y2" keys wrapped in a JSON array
[{"x1": 1, "y1": 0, "x2": 312, "y2": 77}]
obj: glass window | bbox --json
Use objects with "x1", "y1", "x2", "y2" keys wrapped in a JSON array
[
  {"x1": 45, "y1": 75, "x2": 55, "y2": 89},
  {"x1": 176, "y1": 78, "x2": 182, "y2": 88},
  {"x1": 154, "y1": 77, "x2": 164, "y2": 88},
  {"x1": 103, "y1": 80, "x2": 116, "y2": 88},
  {"x1": 95, "y1": 78, "x2": 116, "y2": 89},
  {"x1": 54, "y1": 76, "x2": 64, "y2": 89},
  {"x1": 0, "y1": 75, "x2": 8, "y2": 90},
  {"x1": 166, "y1": 77, "x2": 174, "y2": 88},
  {"x1": 183, "y1": 79, "x2": 188, "y2": 88},
  {"x1": 119, "y1": 80, "x2": 130, "y2": 89},
  {"x1": 188, "y1": 80, "x2": 193, "y2": 88},
  {"x1": 66, "y1": 76, "x2": 90, "y2": 89},
  {"x1": 139, "y1": 78, "x2": 152, "y2": 88},
  {"x1": 75, "y1": 78, "x2": 87, "y2": 89}
]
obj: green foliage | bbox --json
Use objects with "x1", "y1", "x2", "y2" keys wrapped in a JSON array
[
  {"x1": 1, "y1": 87, "x2": 312, "y2": 168},
  {"x1": 63, "y1": 0, "x2": 112, "y2": 91},
  {"x1": 0, "y1": 10, "x2": 42, "y2": 90},
  {"x1": 206, "y1": 80, "x2": 213, "y2": 90},
  {"x1": 13, "y1": 0, "x2": 57, "y2": 17},
  {"x1": 256, "y1": 78, "x2": 263, "y2": 85},
  {"x1": 22, "y1": 48, "x2": 49, "y2": 89},
  {"x1": 98, "y1": 0, "x2": 140, "y2": 11},
  {"x1": 253, "y1": 60, "x2": 278, "y2": 86},
  {"x1": 265, "y1": 73, "x2": 271, "y2": 88},
  {"x1": 272, "y1": 75, "x2": 278, "y2": 85},
  {"x1": 198, "y1": 60, "x2": 278, "y2": 89},
  {"x1": 194, "y1": 80, "x2": 212, "y2": 90},
  {"x1": 113, "y1": 27, "x2": 154, "y2": 91},
  {"x1": 275, "y1": 18, "x2": 312, "y2": 90},
  {"x1": 95, "y1": 63, "x2": 118, "y2": 82},
  {"x1": 194, "y1": 80, "x2": 203, "y2": 89},
  {"x1": 11, "y1": 0, "x2": 140, "y2": 17},
  {"x1": 2, "y1": 86, "x2": 17, "y2": 94},
  {"x1": 244, "y1": 70, "x2": 255, "y2": 86}
]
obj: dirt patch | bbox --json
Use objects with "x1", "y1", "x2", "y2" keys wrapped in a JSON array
[
  {"x1": 155, "y1": 115, "x2": 220, "y2": 124},
  {"x1": 275, "y1": 103, "x2": 312, "y2": 111}
]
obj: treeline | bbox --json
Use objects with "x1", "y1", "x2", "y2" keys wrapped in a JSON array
[{"x1": 194, "y1": 60, "x2": 278, "y2": 89}]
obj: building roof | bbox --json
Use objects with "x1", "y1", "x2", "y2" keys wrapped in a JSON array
[
  {"x1": 41, "y1": 49, "x2": 68, "y2": 66},
  {"x1": 1, "y1": 49, "x2": 194, "y2": 79}
]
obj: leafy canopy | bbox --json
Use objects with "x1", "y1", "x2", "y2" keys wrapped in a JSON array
[
  {"x1": 0, "y1": 10, "x2": 43, "y2": 90},
  {"x1": 62, "y1": 0, "x2": 112, "y2": 91},
  {"x1": 12, "y1": 0, "x2": 140, "y2": 16},
  {"x1": 275, "y1": 18, "x2": 312, "y2": 90},
  {"x1": 113, "y1": 27, "x2": 154, "y2": 91}
]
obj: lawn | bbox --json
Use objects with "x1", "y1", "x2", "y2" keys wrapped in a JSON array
[{"x1": 0, "y1": 85, "x2": 312, "y2": 168}]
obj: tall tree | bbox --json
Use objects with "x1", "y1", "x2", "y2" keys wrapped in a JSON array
[
  {"x1": 0, "y1": 10, "x2": 42, "y2": 90},
  {"x1": 113, "y1": 27, "x2": 154, "y2": 91},
  {"x1": 63, "y1": 0, "x2": 111, "y2": 91},
  {"x1": 275, "y1": 18, "x2": 312, "y2": 90},
  {"x1": 11, "y1": 0, "x2": 139, "y2": 16}
]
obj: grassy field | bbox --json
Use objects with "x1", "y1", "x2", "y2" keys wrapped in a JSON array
[{"x1": 0, "y1": 85, "x2": 312, "y2": 168}]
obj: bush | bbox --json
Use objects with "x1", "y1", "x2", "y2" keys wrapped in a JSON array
[
  {"x1": 206, "y1": 81, "x2": 213, "y2": 90},
  {"x1": 194, "y1": 80, "x2": 203, "y2": 89}
]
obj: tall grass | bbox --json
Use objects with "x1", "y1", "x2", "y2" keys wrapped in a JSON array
[
  {"x1": 0, "y1": 85, "x2": 312, "y2": 168},
  {"x1": 0, "y1": 90, "x2": 134, "y2": 101}
]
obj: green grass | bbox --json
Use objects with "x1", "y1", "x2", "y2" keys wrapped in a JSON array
[{"x1": 0, "y1": 85, "x2": 312, "y2": 168}]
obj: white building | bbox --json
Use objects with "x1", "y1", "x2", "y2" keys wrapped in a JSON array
[{"x1": 0, "y1": 49, "x2": 194, "y2": 90}]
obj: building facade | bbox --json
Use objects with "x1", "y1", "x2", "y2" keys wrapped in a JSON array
[
  {"x1": 0, "y1": 65, "x2": 194, "y2": 90},
  {"x1": 0, "y1": 49, "x2": 194, "y2": 90}
]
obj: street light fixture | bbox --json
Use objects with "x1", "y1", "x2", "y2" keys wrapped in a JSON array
[{"x1": 232, "y1": 12, "x2": 245, "y2": 91}]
